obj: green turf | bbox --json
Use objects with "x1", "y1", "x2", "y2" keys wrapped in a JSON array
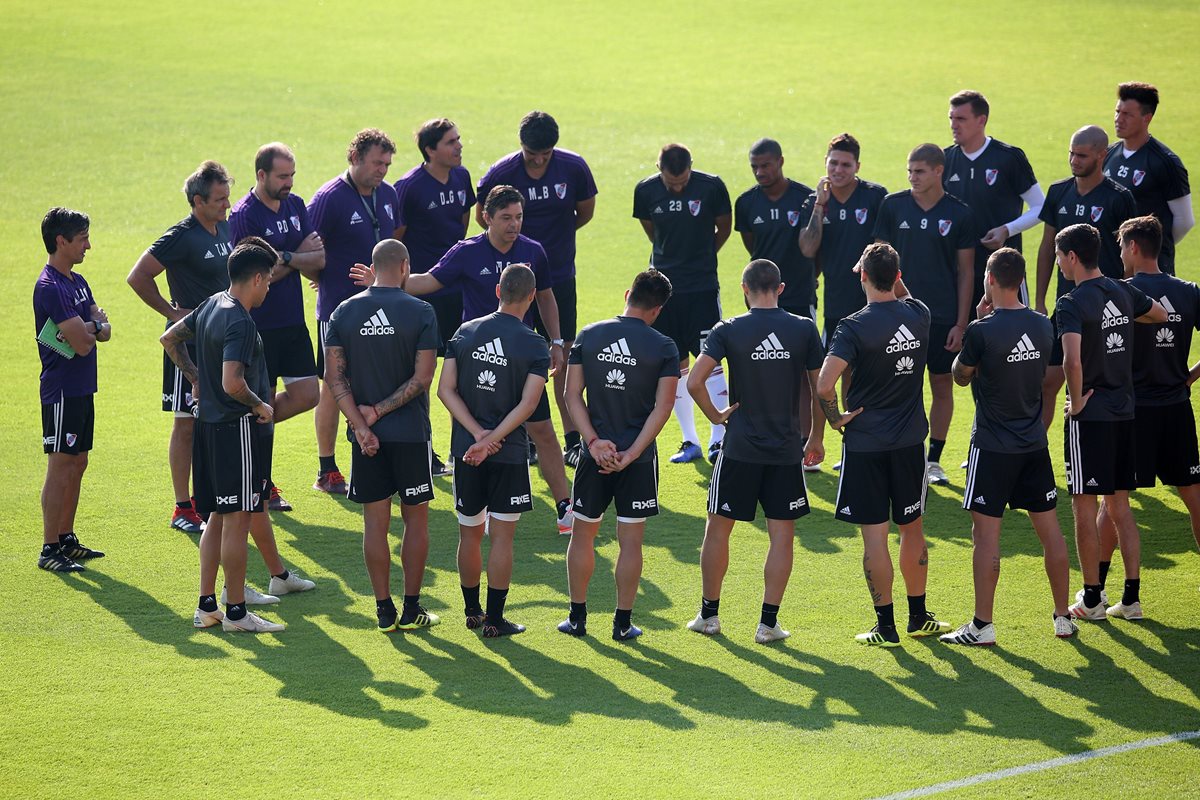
[{"x1": 3, "y1": 1, "x2": 1200, "y2": 797}]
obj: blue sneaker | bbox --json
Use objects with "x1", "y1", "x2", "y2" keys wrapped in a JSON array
[
  {"x1": 557, "y1": 618, "x2": 587, "y2": 637},
  {"x1": 613, "y1": 623, "x2": 643, "y2": 641},
  {"x1": 670, "y1": 441, "x2": 702, "y2": 464}
]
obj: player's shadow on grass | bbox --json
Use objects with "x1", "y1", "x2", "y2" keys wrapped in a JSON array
[{"x1": 389, "y1": 633, "x2": 693, "y2": 729}]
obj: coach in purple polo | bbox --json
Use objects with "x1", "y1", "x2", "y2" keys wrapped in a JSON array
[{"x1": 308, "y1": 128, "x2": 398, "y2": 494}]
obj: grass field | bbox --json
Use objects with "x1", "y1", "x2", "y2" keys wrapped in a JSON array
[{"x1": 3, "y1": 2, "x2": 1200, "y2": 797}]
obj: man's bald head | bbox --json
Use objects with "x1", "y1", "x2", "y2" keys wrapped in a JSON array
[
  {"x1": 1071, "y1": 125, "x2": 1109, "y2": 151},
  {"x1": 372, "y1": 239, "x2": 410, "y2": 274}
]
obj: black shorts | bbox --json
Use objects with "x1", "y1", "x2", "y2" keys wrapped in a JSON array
[
  {"x1": 652, "y1": 289, "x2": 720, "y2": 358},
  {"x1": 531, "y1": 277, "x2": 578, "y2": 342},
  {"x1": 348, "y1": 440, "x2": 435, "y2": 505},
  {"x1": 42, "y1": 394, "x2": 94, "y2": 455},
  {"x1": 259, "y1": 324, "x2": 318, "y2": 383},
  {"x1": 708, "y1": 453, "x2": 811, "y2": 521},
  {"x1": 193, "y1": 416, "x2": 272, "y2": 516},
  {"x1": 1134, "y1": 401, "x2": 1200, "y2": 487},
  {"x1": 571, "y1": 453, "x2": 659, "y2": 522},
  {"x1": 780, "y1": 300, "x2": 814, "y2": 320},
  {"x1": 1064, "y1": 417, "x2": 1136, "y2": 495},
  {"x1": 528, "y1": 387, "x2": 553, "y2": 423},
  {"x1": 927, "y1": 323, "x2": 956, "y2": 375},
  {"x1": 428, "y1": 293, "x2": 463, "y2": 355},
  {"x1": 963, "y1": 446, "x2": 1058, "y2": 518},
  {"x1": 315, "y1": 319, "x2": 332, "y2": 379},
  {"x1": 162, "y1": 347, "x2": 197, "y2": 413},
  {"x1": 835, "y1": 443, "x2": 927, "y2": 526},
  {"x1": 452, "y1": 459, "x2": 533, "y2": 519}
]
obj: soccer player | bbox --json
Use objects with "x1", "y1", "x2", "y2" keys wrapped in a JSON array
[
  {"x1": 35, "y1": 207, "x2": 110, "y2": 572},
  {"x1": 127, "y1": 161, "x2": 233, "y2": 534},
  {"x1": 941, "y1": 248, "x2": 1076, "y2": 645},
  {"x1": 558, "y1": 268, "x2": 680, "y2": 641},
  {"x1": 817, "y1": 243, "x2": 952, "y2": 647},
  {"x1": 161, "y1": 237, "x2": 285, "y2": 633},
  {"x1": 403, "y1": 185, "x2": 573, "y2": 534},
  {"x1": 874, "y1": 144, "x2": 976, "y2": 485},
  {"x1": 1053, "y1": 223, "x2": 1166, "y2": 622},
  {"x1": 633, "y1": 143, "x2": 733, "y2": 464},
  {"x1": 229, "y1": 142, "x2": 324, "y2": 510},
  {"x1": 476, "y1": 111, "x2": 598, "y2": 466},
  {"x1": 436, "y1": 265, "x2": 550, "y2": 637},
  {"x1": 308, "y1": 128, "x2": 399, "y2": 495},
  {"x1": 1094, "y1": 216, "x2": 1200, "y2": 618},
  {"x1": 323, "y1": 240, "x2": 441, "y2": 632},
  {"x1": 1034, "y1": 126, "x2": 1138, "y2": 430},
  {"x1": 685, "y1": 259, "x2": 825, "y2": 643},
  {"x1": 944, "y1": 90, "x2": 1044, "y2": 307},
  {"x1": 1104, "y1": 82, "x2": 1193, "y2": 274}
]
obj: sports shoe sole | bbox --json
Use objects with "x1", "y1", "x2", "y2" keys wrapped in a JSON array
[{"x1": 194, "y1": 608, "x2": 224, "y2": 628}]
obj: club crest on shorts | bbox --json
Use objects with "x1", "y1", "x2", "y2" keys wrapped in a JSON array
[
  {"x1": 985, "y1": 169, "x2": 998, "y2": 186},
  {"x1": 855, "y1": 208, "x2": 869, "y2": 225},
  {"x1": 1091, "y1": 206, "x2": 1104, "y2": 222},
  {"x1": 554, "y1": 183, "x2": 567, "y2": 200},
  {"x1": 787, "y1": 210, "x2": 801, "y2": 227},
  {"x1": 66, "y1": 433, "x2": 77, "y2": 447},
  {"x1": 688, "y1": 200, "x2": 702, "y2": 216},
  {"x1": 938, "y1": 219, "x2": 953, "y2": 236},
  {"x1": 1132, "y1": 169, "x2": 1146, "y2": 187}
]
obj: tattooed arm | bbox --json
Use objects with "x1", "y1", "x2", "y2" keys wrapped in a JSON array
[
  {"x1": 815, "y1": 354, "x2": 862, "y2": 430},
  {"x1": 358, "y1": 349, "x2": 436, "y2": 426},
  {"x1": 222, "y1": 361, "x2": 272, "y2": 423},
  {"x1": 160, "y1": 319, "x2": 199, "y2": 390}
]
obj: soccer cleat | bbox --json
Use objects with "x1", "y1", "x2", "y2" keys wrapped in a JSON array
[
  {"x1": 686, "y1": 612, "x2": 721, "y2": 636},
  {"x1": 1075, "y1": 587, "x2": 1109, "y2": 607},
  {"x1": 939, "y1": 621, "x2": 996, "y2": 646},
  {"x1": 1068, "y1": 599, "x2": 1107, "y2": 621},
  {"x1": 170, "y1": 506, "x2": 205, "y2": 534},
  {"x1": 268, "y1": 485, "x2": 293, "y2": 512},
  {"x1": 397, "y1": 605, "x2": 442, "y2": 630},
  {"x1": 907, "y1": 611, "x2": 952, "y2": 637},
  {"x1": 557, "y1": 618, "x2": 587, "y2": 637},
  {"x1": 855, "y1": 624, "x2": 900, "y2": 647},
  {"x1": 563, "y1": 443, "x2": 582, "y2": 468},
  {"x1": 220, "y1": 585, "x2": 281, "y2": 606},
  {"x1": 557, "y1": 499, "x2": 574, "y2": 536},
  {"x1": 193, "y1": 607, "x2": 224, "y2": 628},
  {"x1": 222, "y1": 612, "x2": 285, "y2": 633},
  {"x1": 431, "y1": 452, "x2": 453, "y2": 477},
  {"x1": 482, "y1": 618, "x2": 526, "y2": 638},
  {"x1": 707, "y1": 441, "x2": 722, "y2": 464},
  {"x1": 465, "y1": 610, "x2": 487, "y2": 630},
  {"x1": 755, "y1": 623, "x2": 791, "y2": 644},
  {"x1": 38, "y1": 545, "x2": 84, "y2": 573},
  {"x1": 268, "y1": 570, "x2": 316, "y2": 596},
  {"x1": 313, "y1": 470, "x2": 348, "y2": 495},
  {"x1": 527, "y1": 442, "x2": 539, "y2": 466},
  {"x1": 58, "y1": 533, "x2": 104, "y2": 561},
  {"x1": 1054, "y1": 615, "x2": 1080, "y2": 638},
  {"x1": 613, "y1": 623, "x2": 643, "y2": 642},
  {"x1": 926, "y1": 461, "x2": 949, "y2": 486},
  {"x1": 832, "y1": 460, "x2": 843, "y2": 472},
  {"x1": 670, "y1": 441, "x2": 703, "y2": 464},
  {"x1": 1106, "y1": 600, "x2": 1143, "y2": 621}
]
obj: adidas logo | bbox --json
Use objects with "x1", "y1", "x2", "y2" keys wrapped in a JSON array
[
  {"x1": 840, "y1": 506, "x2": 851, "y2": 515},
  {"x1": 479, "y1": 266, "x2": 491, "y2": 275},
  {"x1": 1086, "y1": 478, "x2": 1099, "y2": 487},
  {"x1": 721, "y1": 503, "x2": 732, "y2": 512},
  {"x1": 1156, "y1": 327, "x2": 1175, "y2": 347},
  {"x1": 1059, "y1": 206, "x2": 1069, "y2": 214},
  {"x1": 1101, "y1": 300, "x2": 1129, "y2": 329},
  {"x1": 898, "y1": 221, "x2": 910, "y2": 229},
  {"x1": 895, "y1": 355, "x2": 916, "y2": 374},
  {"x1": 948, "y1": 174, "x2": 961, "y2": 182},
  {"x1": 1161, "y1": 296, "x2": 1183, "y2": 322},
  {"x1": 477, "y1": 369, "x2": 497, "y2": 389},
  {"x1": 427, "y1": 201, "x2": 438, "y2": 210},
  {"x1": 751, "y1": 332, "x2": 790, "y2": 360},
  {"x1": 1105, "y1": 331, "x2": 1125, "y2": 352},
  {"x1": 653, "y1": 206, "x2": 664, "y2": 214},
  {"x1": 350, "y1": 211, "x2": 363, "y2": 224},
  {"x1": 264, "y1": 227, "x2": 273, "y2": 236},
  {"x1": 605, "y1": 369, "x2": 626, "y2": 388},
  {"x1": 598, "y1": 338, "x2": 637, "y2": 365},
  {"x1": 204, "y1": 250, "x2": 215, "y2": 259},
  {"x1": 973, "y1": 496, "x2": 986, "y2": 505},
  {"x1": 359, "y1": 309, "x2": 394, "y2": 336},
  {"x1": 1006, "y1": 333, "x2": 1041, "y2": 362},
  {"x1": 472, "y1": 337, "x2": 507, "y2": 366},
  {"x1": 886, "y1": 324, "x2": 920, "y2": 354},
  {"x1": 575, "y1": 498, "x2": 583, "y2": 507},
  {"x1": 753, "y1": 215, "x2": 764, "y2": 224}
]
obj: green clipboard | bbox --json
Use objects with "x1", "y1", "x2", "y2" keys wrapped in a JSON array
[{"x1": 37, "y1": 318, "x2": 77, "y2": 359}]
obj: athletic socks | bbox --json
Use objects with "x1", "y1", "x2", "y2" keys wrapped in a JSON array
[
  {"x1": 176, "y1": 500, "x2": 193, "y2": 511},
  {"x1": 376, "y1": 596, "x2": 396, "y2": 616},
  {"x1": 972, "y1": 616, "x2": 991, "y2": 630},
  {"x1": 1098, "y1": 560, "x2": 1111, "y2": 588},
  {"x1": 272, "y1": 569, "x2": 290, "y2": 581},
  {"x1": 486, "y1": 586, "x2": 509, "y2": 625},
  {"x1": 705, "y1": 370, "x2": 728, "y2": 446},
  {"x1": 318, "y1": 455, "x2": 338, "y2": 474},
  {"x1": 198, "y1": 594, "x2": 218, "y2": 613},
  {"x1": 1122, "y1": 579, "x2": 1140, "y2": 606},
  {"x1": 614, "y1": 608, "x2": 632, "y2": 630},
  {"x1": 570, "y1": 601, "x2": 587, "y2": 623},
  {"x1": 1083, "y1": 584, "x2": 1103, "y2": 608},
  {"x1": 673, "y1": 375, "x2": 700, "y2": 445},
  {"x1": 564, "y1": 431, "x2": 581, "y2": 449},
  {"x1": 226, "y1": 602, "x2": 247, "y2": 622},
  {"x1": 403, "y1": 594, "x2": 419, "y2": 611},
  {"x1": 760, "y1": 603, "x2": 779, "y2": 629},
  {"x1": 701, "y1": 597, "x2": 720, "y2": 620},
  {"x1": 874, "y1": 603, "x2": 896, "y2": 632},
  {"x1": 461, "y1": 584, "x2": 482, "y2": 615},
  {"x1": 907, "y1": 593, "x2": 927, "y2": 622},
  {"x1": 927, "y1": 438, "x2": 946, "y2": 464}
]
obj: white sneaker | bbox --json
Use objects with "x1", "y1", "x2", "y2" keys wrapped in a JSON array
[
  {"x1": 1075, "y1": 587, "x2": 1109, "y2": 607},
  {"x1": 222, "y1": 611, "x2": 285, "y2": 633},
  {"x1": 1106, "y1": 600, "x2": 1143, "y2": 620},
  {"x1": 926, "y1": 461, "x2": 949, "y2": 486},
  {"x1": 1068, "y1": 599, "x2": 1107, "y2": 621},
  {"x1": 220, "y1": 585, "x2": 280, "y2": 606},
  {"x1": 557, "y1": 508, "x2": 574, "y2": 536},
  {"x1": 1054, "y1": 616, "x2": 1079, "y2": 638},
  {"x1": 686, "y1": 612, "x2": 721, "y2": 636},
  {"x1": 268, "y1": 570, "x2": 316, "y2": 596},
  {"x1": 939, "y1": 621, "x2": 996, "y2": 646},
  {"x1": 193, "y1": 607, "x2": 224, "y2": 628},
  {"x1": 755, "y1": 622, "x2": 790, "y2": 643},
  {"x1": 802, "y1": 462, "x2": 821, "y2": 473}
]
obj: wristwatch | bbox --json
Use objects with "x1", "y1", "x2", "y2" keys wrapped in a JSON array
[
  {"x1": 92, "y1": 320, "x2": 102, "y2": 334},
  {"x1": 282, "y1": 250, "x2": 293, "y2": 265},
  {"x1": 551, "y1": 338, "x2": 565, "y2": 347}
]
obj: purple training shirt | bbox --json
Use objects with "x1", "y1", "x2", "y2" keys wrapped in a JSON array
[
  {"x1": 229, "y1": 191, "x2": 312, "y2": 330},
  {"x1": 394, "y1": 163, "x2": 476, "y2": 278},
  {"x1": 308, "y1": 174, "x2": 398, "y2": 321},
  {"x1": 34, "y1": 265, "x2": 97, "y2": 404},
  {"x1": 428, "y1": 232, "x2": 551, "y2": 327}
]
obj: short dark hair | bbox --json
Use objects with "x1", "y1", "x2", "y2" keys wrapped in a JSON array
[
  {"x1": 949, "y1": 90, "x2": 989, "y2": 118},
  {"x1": 227, "y1": 236, "x2": 277, "y2": 283},
  {"x1": 1118, "y1": 82, "x2": 1159, "y2": 116},
  {"x1": 742, "y1": 259, "x2": 781, "y2": 294},
  {"x1": 1055, "y1": 224, "x2": 1101, "y2": 269},
  {"x1": 519, "y1": 111, "x2": 559, "y2": 151},
  {"x1": 346, "y1": 128, "x2": 396, "y2": 164},
  {"x1": 627, "y1": 268, "x2": 673, "y2": 310},
  {"x1": 860, "y1": 243, "x2": 900, "y2": 292},
  {"x1": 254, "y1": 142, "x2": 294, "y2": 175},
  {"x1": 416, "y1": 118, "x2": 456, "y2": 162},
  {"x1": 827, "y1": 133, "x2": 861, "y2": 161},
  {"x1": 483, "y1": 185, "x2": 524, "y2": 217},
  {"x1": 498, "y1": 263, "x2": 536, "y2": 303},
  {"x1": 41, "y1": 207, "x2": 90, "y2": 254},
  {"x1": 908, "y1": 143, "x2": 945, "y2": 169},
  {"x1": 986, "y1": 247, "x2": 1025, "y2": 290},
  {"x1": 1117, "y1": 215, "x2": 1163, "y2": 260},
  {"x1": 659, "y1": 143, "x2": 692, "y2": 176},
  {"x1": 749, "y1": 138, "x2": 782, "y2": 158},
  {"x1": 183, "y1": 161, "x2": 231, "y2": 207}
]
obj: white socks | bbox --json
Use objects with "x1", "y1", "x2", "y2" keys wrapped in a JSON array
[
  {"x1": 674, "y1": 367, "x2": 700, "y2": 445},
  {"x1": 706, "y1": 368, "x2": 727, "y2": 446}
]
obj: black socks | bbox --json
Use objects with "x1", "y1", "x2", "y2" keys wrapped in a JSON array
[
  {"x1": 701, "y1": 597, "x2": 720, "y2": 620},
  {"x1": 760, "y1": 603, "x2": 779, "y2": 629},
  {"x1": 927, "y1": 439, "x2": 946, "y2": 464}
]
